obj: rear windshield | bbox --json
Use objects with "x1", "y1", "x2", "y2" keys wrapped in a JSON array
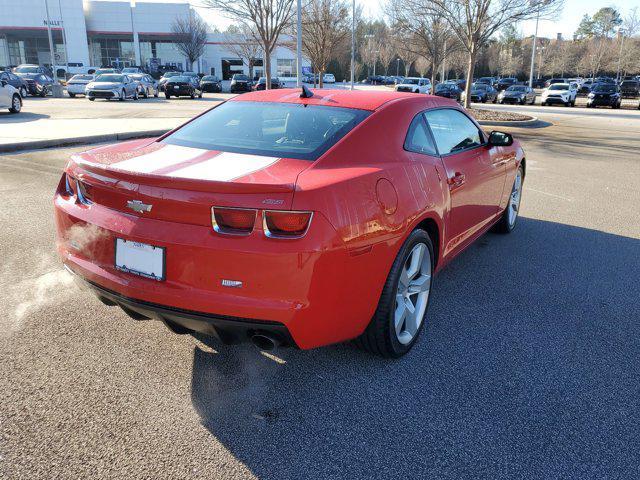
[
  {"x1": 593, "y1": 85, "x2": 617, "y2": 93},
  {"x1": 404, "y1": 78, "x2": 420, "y2": 84},
  {"x1": 507, "y1": 86, "x2": 527, "y2": 91},
  {"x1": 168, "y1": 76, "x2": 190, "y2": 82},
  {"x1": 71, "y1": 75, "x2": 93, "y2": 81},
  {"x1": 15, "y1": 66, "x2": 40, "y2": 73},
  {"x1": 549, "y1": 84, "x2": 569, "y2": 90},
  {"x1": 163, "y1": 101, "x2": 370, "y2": 161}
]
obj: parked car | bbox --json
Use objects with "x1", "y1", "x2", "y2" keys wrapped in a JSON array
[
  {"x1": 364, "y1": 75, "x2": 386, "y2": 85},
  {"x1": 475, "y1": 77, "x2": 495, "y2": 86},
  {"x1": 433, "y1": 83, "x2": 462, "y2": 101},
  {"x1": 323, "y1": 73, "x2": 336, "y2": 84},
  {"x1": 164, "y1": 75, "x2": 203, "y2": 99},
  {"x1": 18, "y1": 72, "x2": 56, "y2": 97},
  {"x1": 545, "y1": 78, "x2": 567, "y2": 87},
  {"x1": 463, "y1": 83, "x2": 498, "y2": 103},
  {"x1": 0, "y1": 70, "x2": 28, "y2": 98},
  {"x1": 620, "y1": 80, "x2": 640, "y2": 98},
  {"x1": 594, "y1": 76, "x2": 616, "y2": 85},
  {"x1": 395, "y1": 77, "x2": 432, "y2": 94},
  {"x1": 587, "y1": 83, "x2": 621, "y2": 108},
  {"x1": 53, "y1": 89, "x2": 525, "y2": 357},
  {"x1": 85, "y1": 74, "x2": 139, "y2": 101},
  {"x1": 158, "y1": 71, "x2": 182, "y2": 92},
  {"x1": 13, "y1": 64, "x2": 52, "y2": 77},
  {"x1": 578, "y1": 79, "x2": 594, "y2": 95},
  {"x1": 254, "y1": 77, "x2": 283, "y2": 90},
  {"x1": 130, "y1": 73, "x2": 159, "y2": 98},
  {"x1": 229, "y1": 73, "x2": 252, "y2": 93},
  {"x1": 531, "y1": 78, "x2": 547, "y2": 89},
  {"x1": 498, "y1": 85, "x2": 536, "y2": 104},
  {"x1": 541, "y1": 83, "x2": 577, "y2": 106},
  {"x1": 66, "y1": 74, "x2": 94, "y2": 97},
  {"x1": 200, "y1": 75, "x2": 222, "y2": 93},
  {"x1": 0, "y1": 76, "x2": 22, "y2": 113},
  {"x1": 496, "y1": 77, "x2": 518, "y2": 91}
]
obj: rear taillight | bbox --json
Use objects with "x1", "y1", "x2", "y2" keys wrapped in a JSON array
[
  {"x1": 62, "y1": 173, "x2": 91, "y2": 204},
  {"x1": 263, "y1": 210, "x2": 313, "y2": 239},
  {"x1": 64, "y1": 173, "x2": 76, "y2": 196},
  {"x1": 212, "y1": 207, "x2": 257, "y2": 235}
]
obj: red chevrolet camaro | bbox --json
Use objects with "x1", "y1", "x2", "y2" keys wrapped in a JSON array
[{"x1": 54, "y1": 88, "x2": 525, "y2": 357}]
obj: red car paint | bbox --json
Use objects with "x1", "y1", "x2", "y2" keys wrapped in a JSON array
[{"x1": 54, "y1": 89, "x2": 524, "y2": 350}]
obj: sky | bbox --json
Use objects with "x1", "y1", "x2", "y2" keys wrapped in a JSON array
[{"x1": 134, "y1": 0, "x2": 639, "y2": 40}]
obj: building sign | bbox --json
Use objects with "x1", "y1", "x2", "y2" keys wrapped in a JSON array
[{"x1": 43, "y1": 20, "x2": 63, "y2": 26}]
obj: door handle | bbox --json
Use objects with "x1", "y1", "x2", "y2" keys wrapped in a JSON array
[{"x1": 448, "y1": 172, "x2": 465, "y2": 190}]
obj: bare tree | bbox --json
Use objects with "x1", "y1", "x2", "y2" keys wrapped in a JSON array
[
  {"x1": 302, "y1": 0, "x2": 350, "y2": 87},
  {"x1": 377, "y1": 41, "x2": 395, "y2": 75},
  {"x1": 204, "y1": 0, "x2": 295, "y2": 88},
  {"x1": 171, "y1": 13, "x2": 208, "y2": 72},
  {"x1": 390, "y1": 33, "x2": 419, "y2": 76},
  {"x1": 224, "y1": 25, "x2": 263, "y2": 79},
  {"x1": 414, "y1": 0, "x2": 563, "y2": 107}
]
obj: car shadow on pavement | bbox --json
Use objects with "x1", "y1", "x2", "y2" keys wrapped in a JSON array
[
  {"x1": 190, "y1": 217, "x2": 640, "y2": 480},
  {"x1": 0, "y1": 112, "x2": 49, "y2": 122}
]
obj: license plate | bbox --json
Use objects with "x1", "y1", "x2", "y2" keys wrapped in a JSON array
[
  {"x1": 115, "y1": 239, "x2": 165, "y2": 281},
  {"x1": 174, "y1": 86, "x2": 179, "y2": 90}
]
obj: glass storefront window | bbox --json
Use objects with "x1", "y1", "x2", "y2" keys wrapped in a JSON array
[{"x1": 276, "y1": 58, "x2": 295, "y2": 77}]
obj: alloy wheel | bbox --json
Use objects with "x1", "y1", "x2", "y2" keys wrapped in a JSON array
[
  {"x1": 394, "y1": 242, "x2": 432, "y2": 345},
  {"x1": 508, "y1": 169, "x2": 523, "y2": 228},
  {"x1": 12, "y1": 95, "x2": 21, "y2": 112}
]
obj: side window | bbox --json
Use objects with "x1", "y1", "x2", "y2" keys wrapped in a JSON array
[
  {"x1": 424, "y1": 109, "x2": 483, "y2": 155},
  {"x1": 404, "y1": 114, "x2": 437, "y2": 156}
]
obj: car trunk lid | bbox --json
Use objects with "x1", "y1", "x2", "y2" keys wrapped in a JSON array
[{"x1": 67, "y1": 139, "x2": 310, "y2": 227}]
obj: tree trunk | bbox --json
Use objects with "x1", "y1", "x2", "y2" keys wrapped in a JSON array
[
  {"x1": 463, "y1": 48, "x2": 477, "y2": 109},
  {"x1": 431, "y1": 59, "x2": 437, "y2": 94},
  {"x1": 319, "y1": 69, "x2": 324, "y2": 88},
  {"x1": 264, "y1": 47, "x2": 272, "y2": 90}
]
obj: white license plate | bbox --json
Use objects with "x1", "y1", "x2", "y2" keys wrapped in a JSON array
[
  {"x1": 174, "y1": 86, "x2": 179, "y2": 89},
  {"x1": 115, "y1": 239, "x2": 165, "y2": 281}
]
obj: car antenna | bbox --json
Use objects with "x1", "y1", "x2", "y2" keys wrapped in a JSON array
[{"x1": 300, "y1": 85, "x2": 313, "y2": 98}]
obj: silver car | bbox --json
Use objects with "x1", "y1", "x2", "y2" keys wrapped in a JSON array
[
  {"x1": 130, "y1": 73, "x2": 159, "y2": 98},
  {"x1": 66, "y1": 74, "x2": 94, "y2": 97},
  {"x1": 85, "y1": 74, "x2": 139, "y2": 101}
]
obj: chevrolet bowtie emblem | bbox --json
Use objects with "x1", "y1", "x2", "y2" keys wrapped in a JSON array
[{"x1": 126, "y1": 200, "x2": 153, "y2": 213}]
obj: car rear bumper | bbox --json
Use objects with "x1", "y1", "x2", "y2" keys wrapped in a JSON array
[
  {"x1": 67, "y1": 85, "x2": 87, "y2": 94},
  {"x1": 54, "y1": 193, "x2": 383, "y2": 349}
]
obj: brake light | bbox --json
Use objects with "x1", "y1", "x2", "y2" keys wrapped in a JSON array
[
  {"x1": 64, "y1": 173, "x2": 77, "y2": 196},
  {"x1": 263, "y1": 210, "x2": 313, "y2": 238},
  {"x1": 212, "y1": 207, "x2": 257, "y2": 235}
]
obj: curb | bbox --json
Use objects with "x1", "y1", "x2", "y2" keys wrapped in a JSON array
[
  {"x1": 0, "y1": 129, "x2": 170, "y2": 153},
  {"x1": 478, "y1": 116, "x2": 547, "y2": 128}
]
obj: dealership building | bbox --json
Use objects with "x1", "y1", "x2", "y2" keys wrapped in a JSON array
[{"x1": 0, "y1": 0, "x2": 309, "y2": 79}]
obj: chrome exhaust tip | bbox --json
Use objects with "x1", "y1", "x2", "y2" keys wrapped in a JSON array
[{"x1": 251, "y1": 333, "x2": 279, "y2": 351}]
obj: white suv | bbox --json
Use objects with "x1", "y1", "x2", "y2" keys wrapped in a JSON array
[
  {"x1": 541, "y1": 83, "x2": 577, "y2": 107},
  {"x1": 395, "y1": 77, "x2": 432, "y2": 94},
  {"x1": 0, "y1": 77, "x2": 22, "y2": 113}
]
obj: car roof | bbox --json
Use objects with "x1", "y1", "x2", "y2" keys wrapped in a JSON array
[{"x1": 229, "y1": 88, "x2": 452, "y2": 111}]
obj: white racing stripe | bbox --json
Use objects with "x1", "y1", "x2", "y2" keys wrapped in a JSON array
[
  {"x1": 112, "y1": 144, "x2": 208, "y2": 174},
  {"x1": 168, "y1": 151, "x2": 279, "y2": 181}
]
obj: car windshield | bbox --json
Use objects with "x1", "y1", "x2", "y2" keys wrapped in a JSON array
[
  {"x1": 168, "y1": 76, "x2": 190, "y2": 82},
  {"x1": 95, "y1": 74, "x2": 123, "y2": 82},
  {"x1": 593, "y1": 85, "x2": 616, "y2": 93},
  {"x1": 472, "y1": 84, "x2": 488, "y2": 90},
  {"x1": 202, "y1": 76, "x2": 218, "y2": 81},
  {"x1": 435, "y1": 84, "x2": 452, "y2": 91},
  {"x1": 15, "y1": 66, "x2": 40, "y2": 73},
  {"x1": 122, "y1": 68, "x2": 137, "y2": 73},
  {"x1": 163, "y1": 101, "x2": 370, "y2": 161},
  {"x1": 621, "y1": 81, "x2": 638, "y2": 86},
  {"x1": 507, "y1": 86, "x2": 527, "y2": 92},
  {"x1": 71, "y1": 75, "x2": 93, "y2": 81},
  {"x1": 233, "y1": 75, "x2": 249, "y2": 81},
  {"x1": 404, "y1": 78, "x2": 420, "y2": 85},
  {"x1": 163, "y1": 72, "x2": 180, "y2": 78},
  {"x1": 549, "y1": 84, "x2": 569, "y2": 90}
]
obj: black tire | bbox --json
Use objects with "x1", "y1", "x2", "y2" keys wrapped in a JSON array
[
  {"x1": 38, "y1": 88, "x2": 46, "y2": 97},
  {"x1": 88, "y1": 97, "x2": 95, "y2": 101},
  {"x1": 68, "y1": 92, "x2": 75, "y2": 98},
  {"x1": 133, "y1": 90, "x2": 139, "y2": 100},
  {"x1": 19, "y1": 86, "x2": 27, "y2": 98},
  {"x1": 9, "y1": 94, "x2": 22, "y2": 113},
  {"x1": 541, "y1": 102, "x2": 546, "y2": 106},
  {"x1": 190, "y1": 92, "x2": 195, "y2": 99},
  {"x1": 199, "y1": 90, "x2": 203, "y2": 98},
  {"x1": 119, "y1": 89, "x2": 125, "y2": 101},
  {"x1": 493, "y1": 164, "x2": 524, "y2": 234},
  {"x1": 154, "y1": 90, "x2": 158, "y2": 98},
  {"x1": 355, "y1": 229, "x2": 434, "y2": 358},
  {"x1": 165, "y1": 93, "x2": 171, "y2": 99}
]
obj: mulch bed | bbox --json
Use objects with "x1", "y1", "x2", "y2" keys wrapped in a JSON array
[{"x1": 467, "y1": 108, "x2": 532, "y2": 122}]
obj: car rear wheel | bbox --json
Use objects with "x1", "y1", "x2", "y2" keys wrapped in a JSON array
[
  {"x1": 165, "y1": 93, "x2": 171, "y2": 99},
  {"x1": 143, "y1": 88, "x2": 149, "y2": 98},
  {"x1": 355, "y1": 229, "x2": 434, "y2": 358},
  {"x1": 494, "y1": 165, "x2": 524, "y2": 234},
  {"x1": 119, "y1": 89, "x2": 125, "y2": 101},
  {"x1": 19, "y1": 86, "x2": 27, "y2": 98},
  {"x1": 68, "y1": 92, "x2": 75, "y2": 98},
  {"x1": 9, "y1": 94, "x2": 22, "y2": 113}
]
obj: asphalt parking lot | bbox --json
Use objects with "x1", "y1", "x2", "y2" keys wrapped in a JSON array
[{"x1": 1, "y1": 103, "x2": 639, "y2": 479}]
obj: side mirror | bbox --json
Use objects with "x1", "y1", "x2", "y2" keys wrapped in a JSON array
[{"x1": 488, "y1": 131, "x2": 513, "y2": 147}]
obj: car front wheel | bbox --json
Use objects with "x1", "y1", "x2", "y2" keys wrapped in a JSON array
[
  {"x1": 355, "y1": 229, "x2": 434, "y2": 358},
  {"x1": 19, "y1": 86, "x2": 27, "y2": 98},
  {"x1": 119, "y1": 89, "x2": 125, "y2": 101},
  {"x1": 9, "y1": 93, "x2": 22, "y2": 113},
  {"x1": 494, "y1": 164, "x2": 524, "y2": 234}
]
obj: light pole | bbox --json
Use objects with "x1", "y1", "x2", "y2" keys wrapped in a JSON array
[
  {"x1": 57, "y1": 0, "x2": 69, "y2": 75},
  {"x1": 350, "y1": 0, "x2": 355, "y2": 90},
  {"x1": 537, "y1": 45, "x2": 544, "y2": 79},
  {"x1": 528, "y1": 3, "x2": 540, "y2": 88},
  {"x1": 364, "y1": 34, "x2": 374, "y2": 77},
  {"x1": 296, "y1": 0, "x2": 302, "y2": 87},
  {"x1": 396, "y1": 57, "x2": 400, "y2": 76},
  {"x1": 616, "y1": 28, "x2": 626, "y2": 82},
  {"x1": 44, "y1": 0, "x2": 63, "y2": 96}
]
